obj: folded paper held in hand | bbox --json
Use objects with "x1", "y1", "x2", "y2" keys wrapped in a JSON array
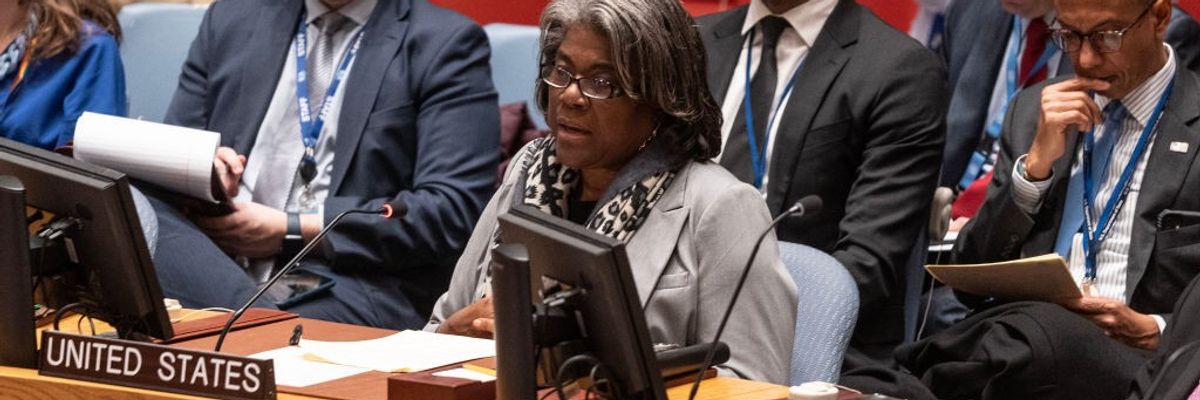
[{"x1": 926, "y1": 253, "x2": 1083, "y2": 302}]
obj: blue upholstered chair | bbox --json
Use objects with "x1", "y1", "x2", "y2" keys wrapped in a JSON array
[
  {"x1": 779, "y1": 241, "x2": 859, "y2": 384},
  {"x1": 117, "y1": 4, "x2": 208, "y2": 122},
  {"x1": 482, "y1": 23, "x2": 546, "y2": 129}
]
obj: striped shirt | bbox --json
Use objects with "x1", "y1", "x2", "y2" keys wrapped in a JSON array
[{"x1": 1012, "y1": 44, "x2": 1178, "y2": 304}]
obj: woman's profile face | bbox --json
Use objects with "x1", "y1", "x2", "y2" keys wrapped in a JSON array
[{"x1": 546, "y1": 25, "x2": 657, "y2": 174}]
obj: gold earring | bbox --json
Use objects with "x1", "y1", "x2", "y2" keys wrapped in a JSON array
[{"x1": 637, "y1": 124, "x2": 660, "y2": 152}]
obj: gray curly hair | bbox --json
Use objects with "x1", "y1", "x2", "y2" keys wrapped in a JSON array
[{"x1": 534, "y1": 0, "x2": 723, "y2": 162}]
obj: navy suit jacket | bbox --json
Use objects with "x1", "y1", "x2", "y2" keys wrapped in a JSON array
[
  {"x1": 939, "y1": 1, "x2": 1200, "y2": 187},
  {"x1": 164, "y1": 0, "x2": 499, "y2": 312}
]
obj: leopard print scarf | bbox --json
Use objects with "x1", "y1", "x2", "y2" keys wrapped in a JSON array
[{"x1": 518, "y1": 136, "x2": 676, "y2": 243}]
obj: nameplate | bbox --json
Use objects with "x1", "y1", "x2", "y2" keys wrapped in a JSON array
[{"x1": 38, "y1": 331, "x2": 276, "y2": 399}]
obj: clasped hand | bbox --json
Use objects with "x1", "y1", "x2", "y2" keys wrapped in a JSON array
[{"x1": 1061, "y1": 296, "x2": 1160, "y2": 350}]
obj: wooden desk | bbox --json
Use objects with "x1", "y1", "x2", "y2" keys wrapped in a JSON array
[{"x1": 5, "y1": 312, "x2": 792, "y2": 400}]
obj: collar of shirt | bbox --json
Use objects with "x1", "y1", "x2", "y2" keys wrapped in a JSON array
[
  {"x1": 1094, "y1": 44, "x2": 1178, "y2": 129},
  {"x1": 304, "y1": 0, "x2": 377, "y2": 26},
  {"x1": 742, "y1": 0, "x2": 836, "y2": 47}
]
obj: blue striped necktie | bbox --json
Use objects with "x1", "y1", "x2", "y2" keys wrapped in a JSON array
[{"x1": 1054, "y1": 101, "x2": 1128, "y2": 258}]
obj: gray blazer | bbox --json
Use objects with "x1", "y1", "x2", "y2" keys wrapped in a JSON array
[{"x1": 427, "y1": 143, "x2": 799, "y2": 385}]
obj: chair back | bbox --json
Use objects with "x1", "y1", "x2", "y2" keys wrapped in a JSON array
[
  {"x1": 118, "y1": 4, "x2": 208, "y2": 122},
  {"x1": 779, "y1": 241, "x2": 858, "y2": 384},
  {"x1": 483, "y1": 23, "x2": 546, "y2": 129}
]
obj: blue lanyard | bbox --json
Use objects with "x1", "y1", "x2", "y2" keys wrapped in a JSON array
[
  {"x1": 741, "y1": 29, "x2": 803, "y2": 189},
  {"x1": 984, "y1": 16, "x2": 1057, "y2": 141},
  {"x1": 293, "y1": 12, "x2": 364, "y2": 172},
  {"x1": 1079, "y1": 79, "x2": 1175, "y2": 283}
]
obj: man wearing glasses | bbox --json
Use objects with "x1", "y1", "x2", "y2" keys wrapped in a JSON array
[{"x1": 897, "y1": 0, "x2": 1200, "y2": 398}]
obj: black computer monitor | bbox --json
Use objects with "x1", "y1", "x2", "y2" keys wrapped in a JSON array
[
  {"x1": 0, "y1": 137, "x2": 173, "y2": 341},
  {"x1": 492, "y1": 203, "x2": 665, "y2": 400}
]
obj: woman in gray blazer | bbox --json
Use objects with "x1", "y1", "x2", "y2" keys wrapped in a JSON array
[{"x1": 425, "y1": 0, "x2": 798, "y2": 385}]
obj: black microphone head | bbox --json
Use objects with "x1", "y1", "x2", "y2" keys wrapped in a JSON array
[
  {"x1": 382, "y1": 200, "x2": 408, "y2": 219},
  {"x1": 792, "y1": 195, "x2": 822, "y2": 217}
]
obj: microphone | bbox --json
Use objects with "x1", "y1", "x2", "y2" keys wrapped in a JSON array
[
  {"x1": 686, "y1": 195, "x2": 822, "y2": 400},
  {"x1": 213, "y1": 200, "x2": 407, "y2": 352}
]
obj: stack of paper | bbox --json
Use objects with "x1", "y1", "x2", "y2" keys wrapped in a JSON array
[{"x1": 299, "y1": 330, "x2": 496, "y2": 373}]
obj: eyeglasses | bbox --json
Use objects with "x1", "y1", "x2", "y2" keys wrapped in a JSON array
[
  {"x1": 541, "y1": 65, "x2": 623, "y2": 100},
  {"x1": 1050, "y1": 0, "x2": 1156, "y2": 53}
]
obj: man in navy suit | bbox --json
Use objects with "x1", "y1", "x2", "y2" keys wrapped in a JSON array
[{"x1": 146, "y1": 0, "x2": 499, "y2": 329}]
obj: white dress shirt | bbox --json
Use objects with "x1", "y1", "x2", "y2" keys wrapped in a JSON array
[
  {"x1": 235, "y1": 0, "x2": 375, "y2": 282},
  {"x1": 1012, "y1": 44, "x2": 1177, "y2": 328},
  {"x1": 716, "y1": 0, "x2": 836, "y2": 192}
]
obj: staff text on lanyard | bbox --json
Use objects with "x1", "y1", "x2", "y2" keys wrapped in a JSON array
[{"x1": 293, "y1": 13, "x2": 364, "y2": 207}]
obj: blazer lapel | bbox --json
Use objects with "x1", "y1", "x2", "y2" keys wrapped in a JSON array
[
  {"x1": 705, "y1": 7, "x2": 748, "y2": 104},
  {"x1": 232, "y1": 0, "x2": 303, "y2": 155},
  {"x1": 625, "y1": 169, "x2": 688, "y2": 306},
  {"x1": 1127, "y1": 69, "x2": 1200, "y2": 298},
  {"x1": 329, "y1": 0, "x2": 411, "y2": 193},
  {"x1": 764, "y1": 0, "x2": 856, "y2": 213}
]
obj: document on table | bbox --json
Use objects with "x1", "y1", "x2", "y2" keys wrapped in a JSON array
[
  {"x1": 73, "y1": 112, "x2": 224, "y2": 204},
  {"x1": 298, "y1": 330, "x2": 495, "y2": 373},
  {"x1": 249, "y1": 346, "x2": 368, "y2": 387},
  {"x1": 926, "y1": 253, "x2": 1083, "y2": 302}
]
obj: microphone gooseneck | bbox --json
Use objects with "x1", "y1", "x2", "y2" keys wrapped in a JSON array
[
  {"x1": 686, "y1": 195, "x2": 822, "y2": 400},
  {"x1": 212, "y1": 202, "x2": 405, "y2": 352}
]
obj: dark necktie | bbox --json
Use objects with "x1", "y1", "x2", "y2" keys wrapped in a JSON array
[
  {"x1": 721, "y1": 16, "x2": 789, "y2": 185},
  {"x1": 1018, "y1": 17, "x2": 1050, "y2": 87}
]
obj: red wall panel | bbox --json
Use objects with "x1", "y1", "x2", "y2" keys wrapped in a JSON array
[{"x1": 428, "y1": 0, "x2": 918, "y2": 31}]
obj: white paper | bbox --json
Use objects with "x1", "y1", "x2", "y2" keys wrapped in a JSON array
[
  {"x1": 73, "y1": 112, "x2": 220, "y2": 202},
  {"x1": 249, "y1": 346, "x2": 369, "y2": 387},
  {"x1": 432, "y1": 368, "x2": 497, "y2": 382},
  {"x1": 299, "y1": 330, "x2": 495, "y2": 373}
]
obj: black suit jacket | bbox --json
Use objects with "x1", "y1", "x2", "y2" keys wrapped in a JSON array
[
  {"x1": 953, "y1": 66, "x2": 1200, "y2": 319},
  {"x1": 939, "y1": 2, "x2": 1200, "y2": 187},
  {"x1": 165, "y1": 0, "x2": 499, "y2": 310},
  {"x1": 698, "y1": 0, "x2": 948, "y2": 355},
  {"x1": 1129, "y1": 275, "x2": 1200, "y2": 400}
]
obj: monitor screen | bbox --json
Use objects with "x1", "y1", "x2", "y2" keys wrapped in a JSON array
[
  {"x1": 493, "y1": 203, "x2": 665, "y2": 399},
  {"x1": 0, "y1": 137, "x2": 172, "y2": 341}
]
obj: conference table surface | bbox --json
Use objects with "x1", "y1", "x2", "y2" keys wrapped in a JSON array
[{"x1": 2, "y1": 310, "x2": 793, "y2": 400}]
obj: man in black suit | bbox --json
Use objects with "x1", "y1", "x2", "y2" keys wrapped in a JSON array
[
  {"x1": 900, "y1": 0, "x2": 1200, "y2": 397},
  {"x1": 147, "y1": 0, "x2": 499, "y2": 329},
  {"x1": 1129, "y1": 274, "x2": 1200, "y2": 400},
  {"x1": 697, "y1": 0, "x2": 948, "y2": 364}
]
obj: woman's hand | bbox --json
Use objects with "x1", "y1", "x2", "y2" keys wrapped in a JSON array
[{"x1": 437, "y1": 297, "x2": 495, "y2": 338}]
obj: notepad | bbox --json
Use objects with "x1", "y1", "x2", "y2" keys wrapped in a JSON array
[
  {"x1": 926, "y1": 253, "x2": 1083, "y2": 302},
  {"x1": 298, "y1": 330, "x2": 495, "y2": 373}
]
